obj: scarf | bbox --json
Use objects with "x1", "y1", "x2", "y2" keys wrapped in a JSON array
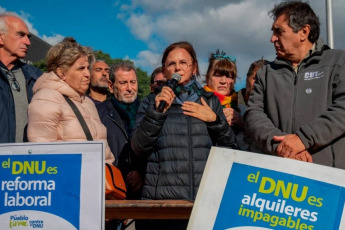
[
  {"x1": 204, "y1": 85, "x2": 239, "y2": 112},
  {"x1": 111, "y1": 95, "x2": 139, "y2": 136},
  {"x1": 174, "y1": 78, "x2": 203, "y2": 104}
]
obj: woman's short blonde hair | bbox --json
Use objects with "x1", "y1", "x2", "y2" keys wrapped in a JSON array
[{"x1": 47, "y1": 37, "x2": 94, "y2": 73}]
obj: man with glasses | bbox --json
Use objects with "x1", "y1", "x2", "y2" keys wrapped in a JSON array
[
  {"x1": 245, "y1": 1, "x2": 345, "y2": 168},
  {"x1": 0, "y1": 13, "x2": 42, "y2": 143},
  {"x1": 150, "y1": 66, "x2": 167, "y2": 93}
]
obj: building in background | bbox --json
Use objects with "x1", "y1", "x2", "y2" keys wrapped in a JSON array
[{"x1": 25, "y1": 33, "x2": 51, "y2": 64}]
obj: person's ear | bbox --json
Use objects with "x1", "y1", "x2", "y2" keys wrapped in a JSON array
[
  {"x1": 56, "y1": 67, "x2": 66, "y2": 80},
  {"x1": 0, "y1": 33, "x2": 5, "y2": 45},
  {"x1": 192, "y1": 63, "x2": 197, "y2": 76},
  {"x1": 300, "y1": 24, "x2": 311, "y2": 42},
  {"x1": 162, "y1": 67, "x2": 168, "y2": 77},
  {"x1": 108, "y1": 80, "x2": 114, "y2": 94}
]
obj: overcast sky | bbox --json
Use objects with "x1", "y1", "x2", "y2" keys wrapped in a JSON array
[
  {"x1": 1, "y1": 0, "x2": 344, "y2": 89},
  {"x1": 119, "y1": 0, "x2": 345, "y2": 88}
]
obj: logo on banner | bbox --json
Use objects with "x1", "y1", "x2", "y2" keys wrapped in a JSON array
[
  {"x1": 8, "y1": 214, "x2": 44, "y2": 228},
  {"x1": 213, "y1": 163, "x2": 345, "y2": 230},
  {"x1": 0, "y1": 154, "x2": 82, "y2": 229}
]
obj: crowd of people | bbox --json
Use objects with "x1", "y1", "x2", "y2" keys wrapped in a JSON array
[{"x1": 1, "y1": 0, "x2": 345, "y2": 229}]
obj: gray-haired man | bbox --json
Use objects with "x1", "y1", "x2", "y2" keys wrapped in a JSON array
[
  {"x1": 0, "y1": 13, "x2": 42, "y2": 143},
  {"x1": 245, "y1": 1, "x2": 345, "y2": 168}
]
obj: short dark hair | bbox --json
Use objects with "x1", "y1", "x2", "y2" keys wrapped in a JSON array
[
  {"x1": 246, "y1": 59, "x2": 268, "y2": 78},
  {"x1": 150, "y1": 67, "x2": 163, "y2": 84},
  {"x1": 269, "y1": 0, "x2": 320, "y2": 43},
  {"x1": 109, "y1": 61, "x2": 136, "y2": 83},
  {"x1": 161, "y1": 41, "x2": 200, "y2": 76}
]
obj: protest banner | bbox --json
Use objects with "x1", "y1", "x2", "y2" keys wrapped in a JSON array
[
  {"x1": 0, "y1": 141, "x2": 105, "y2": 230},
  {"x1": 188, "y1": 147, "x2": 345, "y2": 230}
]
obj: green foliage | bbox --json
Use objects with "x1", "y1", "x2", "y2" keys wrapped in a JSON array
[
  {"x1": 136, "y1": 67, "x2": 150, "y2": 100},
  {"x1": 33, "y1": 50, "x2": 151, "y2": 100},
  {"x1": 94, "y1": 50, "x2": 151, "y2": 100},
  {"x1": 94, "y1": 50, "x2": 121, "y2": 65},
  {"x1": 33, "y1": 58, "x2": 47, "y2": 72}
]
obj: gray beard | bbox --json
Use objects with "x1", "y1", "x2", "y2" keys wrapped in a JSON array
[{"x1": 90, "y1": 85, "x2": 108, "y2": 95}]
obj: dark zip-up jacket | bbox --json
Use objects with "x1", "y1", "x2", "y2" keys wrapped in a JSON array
[
  {"x1": 97, "y1": 99, "x2": 147, "y2": 198},
  {"x1": 0, "y1": 60, "x2": 42, "y2": 143},
  {"x1": 131, "y1": 89, "x2": 237, "y2": 200},
  {"x1": 245, "y1": 40, "x2": 345, "y2": 169}
]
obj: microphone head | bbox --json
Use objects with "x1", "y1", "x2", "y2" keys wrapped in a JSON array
[{"x1": 171, "y1": 73, "x2": 181, "y2": 82}]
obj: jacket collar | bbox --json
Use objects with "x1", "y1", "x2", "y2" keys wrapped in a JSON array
[
  {"x1": 0, "y1": 59, "x2": 40, "y2": 82},
  {"x1": 274, "y1": 39, "x2": 330, "y2": 67}
]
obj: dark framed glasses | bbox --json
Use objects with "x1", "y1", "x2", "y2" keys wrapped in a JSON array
[
  {"x1": 153, "y1": 80, "x2": 167, "y2": 87},
  {"x1": 213, "y1": 54, "x2": 236, "y2": 63}
]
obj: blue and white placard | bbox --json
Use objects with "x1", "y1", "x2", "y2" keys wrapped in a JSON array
[
  {"x1": 0, "y1": 141, "x2": 105, "y2": 230},
  {"x1": 188, "y1": 147, "x2": 345, "y2": 230}
]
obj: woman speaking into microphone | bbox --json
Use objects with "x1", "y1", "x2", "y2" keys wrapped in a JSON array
[{"x1": 131, "y1": 41, "x2": 237, "y2": 230}]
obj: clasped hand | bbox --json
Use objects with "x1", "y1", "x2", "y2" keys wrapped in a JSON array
[
  {"x1": 223, "y1": 108, "x2": 244, "y2": 127},
  {"x1": 273, "y1": 134, "x2": 312, "y2": 162},
  {"x1": 155, "y1": 87, "x2": 216, "y2": 122}
]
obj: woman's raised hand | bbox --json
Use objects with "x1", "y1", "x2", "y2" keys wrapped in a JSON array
[
  {"x1": 182, "y1": 97, "x2": 216, "y2": 122},
  {"x1": 155, "y1": 86, "x2": 176, "y2": 113}
]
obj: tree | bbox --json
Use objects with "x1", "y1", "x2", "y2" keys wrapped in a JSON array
[
  {"x1": 94, "y1": 50, "x2": 119, "y2": 65},
  {"x1": 33, "y1": 58, "x2": 47, "y2": 72},
  {"x1": 93, "y1": 50, "x2": 151, "y2": 100},
  {"x1": 136, "y1": 67, "x2": 150, "y2": 100},
  {"x1": 33, "y1": 50, "x2": 151, "y2": 100}
]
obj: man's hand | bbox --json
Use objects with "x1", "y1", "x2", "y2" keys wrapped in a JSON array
[
  {"x1": 273, "y1": 134, "x2": 306, "y2": 158},
  {"x1": 286, "y1": 150, "x2": 313, "y2": 163},
  {"x1": 126, "y1": 171, "x2": 144, "y2": 192}
]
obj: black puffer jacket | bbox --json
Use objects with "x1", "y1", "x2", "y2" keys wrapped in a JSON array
[{"x1": 131, "y1": 89, "x2": 236, "y2": 200}]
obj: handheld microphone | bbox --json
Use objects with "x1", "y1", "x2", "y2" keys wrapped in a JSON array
[{"x1": 157, "y1": 73, "x2": 181, "y2": 112}]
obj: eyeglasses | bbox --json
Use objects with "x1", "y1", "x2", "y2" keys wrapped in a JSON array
[
  {"x1": 213, "y1": 54, "x2": 236, "y2": 63},
  {"x1": 153, "y1": 80, "x2": 167, "y2": 87},
  {"x1": 6, "y1": 71, "x2": 21, "y2": 92},
  {"x1": 165, "y1": 60, "x2": 192, "y2": 70}
]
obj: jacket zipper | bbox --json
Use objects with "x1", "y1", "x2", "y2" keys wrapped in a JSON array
[
  {"x1": 107, "y1": 115, "x2": 131, "y2": 166},
  {"x1": 107, "y1": 115, "x2": 129, "y2": 140},
  {"x1": 292, "y1": 69, "x2": 299, "y2": 132},
  {"x1": 187, "y1": 116, "x2": 193, "y2": 200},
  {"x1": 154, "y1": 151, "x2": 160, "y2": 199}
]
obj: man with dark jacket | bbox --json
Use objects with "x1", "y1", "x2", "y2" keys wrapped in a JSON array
[
  {"x1": 245, "y1": 1, "x2": 345, "y2": 168},
  {"x1": 0, "y1": 13, "x2": 42, "y2": 143},
  {"x1": 97, "y1": 61, "x2": 146, "y2": 199}
]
